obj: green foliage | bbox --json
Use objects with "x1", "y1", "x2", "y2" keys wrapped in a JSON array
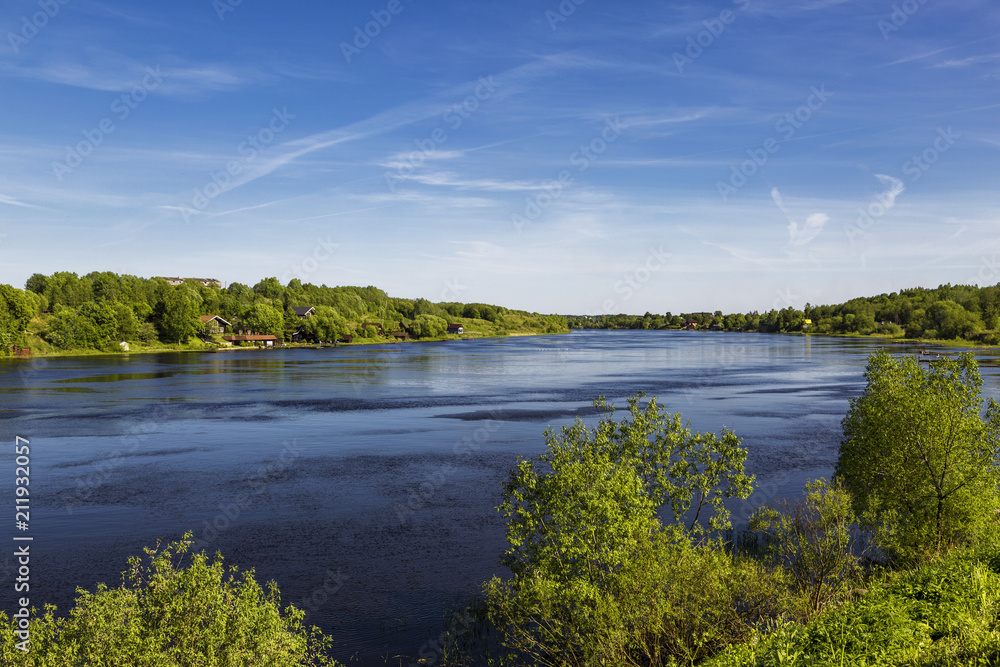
[
  {"x1": 0, "y1": 533, "x2": 337, "y2": 666},
  {"x1": 20, "y1": 271, "x2": 566, "y2": 352},
  {"x1": 0, "y1": 284, "x2": 34, "y2": 352},
  {"x1": 707, "y1": 549, "x2": 1000, "y2": 667},
  {"x1": 239, "y1": 302, "x2": 284, "y2": 339},
  {"x1": 485, "y1": 394, "x2": 758, "y2": 666},
  {"x1": 570, "y1": 282, "x2": 1000, "y2": 341},
  {"x1": 749, "y1": 479, "x2": 867, "y2": 615},
  {"x1": 157, "y1": 287, "x2": 202, "y2": 344},
  {"x1": 836, "y1": 351, "x2": 1000, "y2": 563},
  {"x1": 412, "y1": 313, "x2": 448, "y2": 338},
  {"x1": 298, "y1": 306, "x2": 348, "y2": 342},
  {"x1": 486, "y1": 524, "x2": 786, "y2": 667}
]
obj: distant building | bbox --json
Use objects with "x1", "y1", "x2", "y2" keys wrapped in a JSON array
[
  {"x1": 222, "y1": 334, "x2": 278, "y2": 348},
  {"x1": 447, "y1": 324, "x2": 464, "y2": 335},
  {"x1": 199, "y1": 315, "x2": 232, "y2": 334},
  {"x1": 291, "y1": 306, "x2": 315, "y2": 319},
  {"x1": 160, "y1": 277, "x2": 222, "y2": 288}
]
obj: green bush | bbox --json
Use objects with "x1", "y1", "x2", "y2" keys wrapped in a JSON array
[
  {"x1": 0, "y1": 534, "x2": 336, "y2": 666},
  {"x1": 485, "y1": 394, "x2": 758, "y2": 666},
  {"x1": 707, "y1": 550, "x2": 1000, "y2": 667},
  {"x1": 749, "y1": 479, "x2": 868, "y2": 616}
]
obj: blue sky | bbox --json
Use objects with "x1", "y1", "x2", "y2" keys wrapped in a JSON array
[{"x1": 1, "y1": 0, "x2": 998, "y2": 314}]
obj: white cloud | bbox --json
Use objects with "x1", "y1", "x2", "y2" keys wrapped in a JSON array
[
  {"x1": 873, "y1": 174, "x2": 905, "y2": 210},
  {"x1": 772, "y1": 187, "x2": 829, "y2": 247}
]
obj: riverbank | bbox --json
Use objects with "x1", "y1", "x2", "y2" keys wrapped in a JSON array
[{"x1": 10, "y1": 328, "x2": 569, "y2": 360}]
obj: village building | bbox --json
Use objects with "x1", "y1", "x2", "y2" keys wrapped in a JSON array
[
  {"x1": 199, "y1": 315, "x2": 232, "y2": 334},
  {"x1": 159, "y1": 277, "x2": 223, "y2": 288}
]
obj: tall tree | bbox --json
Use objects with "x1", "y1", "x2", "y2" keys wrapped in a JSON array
[
  {"x1": 157, "y1": 288, "x2": 201, "y2": 344},
  {"x1": 0, "y1": 285, "x2": 33, "y2": 352},
  {"x1": 239, "y1": 302, "x2": 284, "y2": 338},
  {"x1": 836, "y1": 351, "x2": 1000, "y2": 561}
]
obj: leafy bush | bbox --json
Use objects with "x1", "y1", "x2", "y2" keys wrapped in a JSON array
[
  {"x1": 485, "y1": 394, "x2": 759, "y2": 666},
  {"x1": 0, "y1": 534, "x2": 337, "y2": 666},
  {"x1": 707, "y1": 549, "x2": 1000, "y2": 667},
  {"x1": 412, "y1": 313, "x2": 448, "y2": 338},
  {"x1": 749, "y1": 479, "x2": 868, "y2": 615}
]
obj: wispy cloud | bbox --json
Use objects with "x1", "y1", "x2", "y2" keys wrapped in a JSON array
[
  {"x1": 934, "y1": 52, "x2": 1000, "y2": 68},
  {"x1": 387, "y1": 171, "x2": 554, "y2": 192},
  {"x1": 873, "y1": 174, "x2": 905, "y2": 210},
  {"x1": 772, "y1": 187, "x2": 828, "y2": 247},
  {"x1": 0, "y1": 194, "x2": 42, "y2": 209}
]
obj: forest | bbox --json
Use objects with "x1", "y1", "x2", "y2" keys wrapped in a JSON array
[
  {"x1": 0, "y1": 272, "x2": 568, "y2": 354},
  {"x1": 568, "y1": 282, "x2": 1000, "y2": 343}
]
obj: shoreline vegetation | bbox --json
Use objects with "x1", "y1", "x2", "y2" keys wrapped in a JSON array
[
  {"x1": 0, "y1": 271, "x2": 569, "y2": 359},
  {"x1": 3, "y1": 274, "x2": 999, "y2": 360},
  {"x1": 567, "y1": 281, "x2": 1000, "y2": 348}
]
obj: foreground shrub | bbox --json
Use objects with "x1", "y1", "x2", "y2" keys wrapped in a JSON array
[
  {"x1": 0, "y1": 533, "x2": 336, "y2": 666},
  {"x1": 485, "y1": 394, "x2": 761, "y2": 666},
  {"x1": 708, "y1": 549, "x2": 1000, "y2": 666},
  {"x1": 749, "y1": 478, "x2": 869, "y2": 616},
  {"x1": 487, "y1": 524, "x2": 787, "y2": 667}
]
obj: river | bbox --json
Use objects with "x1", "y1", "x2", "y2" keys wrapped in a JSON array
[{"x1": 3, "y1": 330, "x2": 999, "y2": 664}]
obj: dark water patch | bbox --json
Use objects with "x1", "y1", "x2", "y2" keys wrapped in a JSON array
[
  {"x1": 50, "y1": 446, "x2": 212, "y2": 469},
  {"x1": 54, "y1": 372, "x2": 176, "y2": 383},
  {"x1": 0, "y1": 386, "x2": 99, "y2": 393},
  {"x1": 733, "y1": 410, "x2": 797, "y2": 419},
  {"x1": 434, "y1": 406, "x2": 601, "y2": 422}
]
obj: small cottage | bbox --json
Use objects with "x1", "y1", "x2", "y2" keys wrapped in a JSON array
[{"x1": 200, "y1": 315, "x2": 232, "y2": 334}]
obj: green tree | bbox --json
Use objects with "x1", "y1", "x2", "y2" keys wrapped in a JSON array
[
  {"x1": 240, "y1": 302, "x2": 284, "y2": 339},
  {"x1": 0, "y1": 285, "x2": 33, "y2": 352},
  {"x1": 412, "y1": 313, "x2": 447, "y2": 338},
  {"x1": 836, "y1": 351, "x2": 1000, "y2": 562},
  {"x1": 486, "y1": 394, "x2": 765, "y2": 666},
  {"x1": 0, "y1": 534, "x2": 336, "y2": 665},
  {"x1": 157, "y1": 288, "x2": 202, "y2": 344}
]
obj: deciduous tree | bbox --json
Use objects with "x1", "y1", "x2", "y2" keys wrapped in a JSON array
[{"x1": 836, "y1": 351, "x2": 1000, "y2": 561}]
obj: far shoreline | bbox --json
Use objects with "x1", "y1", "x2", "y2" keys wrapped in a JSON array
[{"x1": 7, "y1": 328, "x2": 997, "y2": 363}]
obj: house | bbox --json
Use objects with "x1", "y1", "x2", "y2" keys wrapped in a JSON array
[
  {"x1": 291, "y1": 306, "x2": 315, "y2": 319},
  {"x1": 160, "y1": 277, "x2": 223, "y2": 288},
  {"x1": 361, "y1": 322, "x2": 384, "y2": 334},
  {"x1": 684, "y1": 320, "x2": 698, "y2": 330},
  {"x1": 199, "y1": 315, "x2": 232, "y2": 334},
  {"x1": 222, "y1": 334, "x2": 279, "y2": 348},
  {"x1": 392, "y1": 331, "x2": 410, "y2": 341},
  {"x1": 802, "y1": 319, "x2": 813, "y2": 329},
  {"x1": 339, "y1": 334, "x2": 353, "y2": 344},
  {"x1": 447, "y1": 324, "x2": 464, "y2": 335}
]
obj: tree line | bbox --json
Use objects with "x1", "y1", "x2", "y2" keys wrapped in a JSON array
[
  {"x1": 569, "y1": 282, "x2": 1000, "y2": 342},
  {"x1": 0, "y1": 271, "x2": 567, "y2": 353}
]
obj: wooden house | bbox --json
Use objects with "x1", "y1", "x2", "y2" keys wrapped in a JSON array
[{"x1": 199, "y1": 315, "x2": 232, "y2": 334}]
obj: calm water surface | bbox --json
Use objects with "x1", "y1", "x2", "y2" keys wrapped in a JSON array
[{"x1": 3, "y1": 330, "x2": 1000, "y2": 664}]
